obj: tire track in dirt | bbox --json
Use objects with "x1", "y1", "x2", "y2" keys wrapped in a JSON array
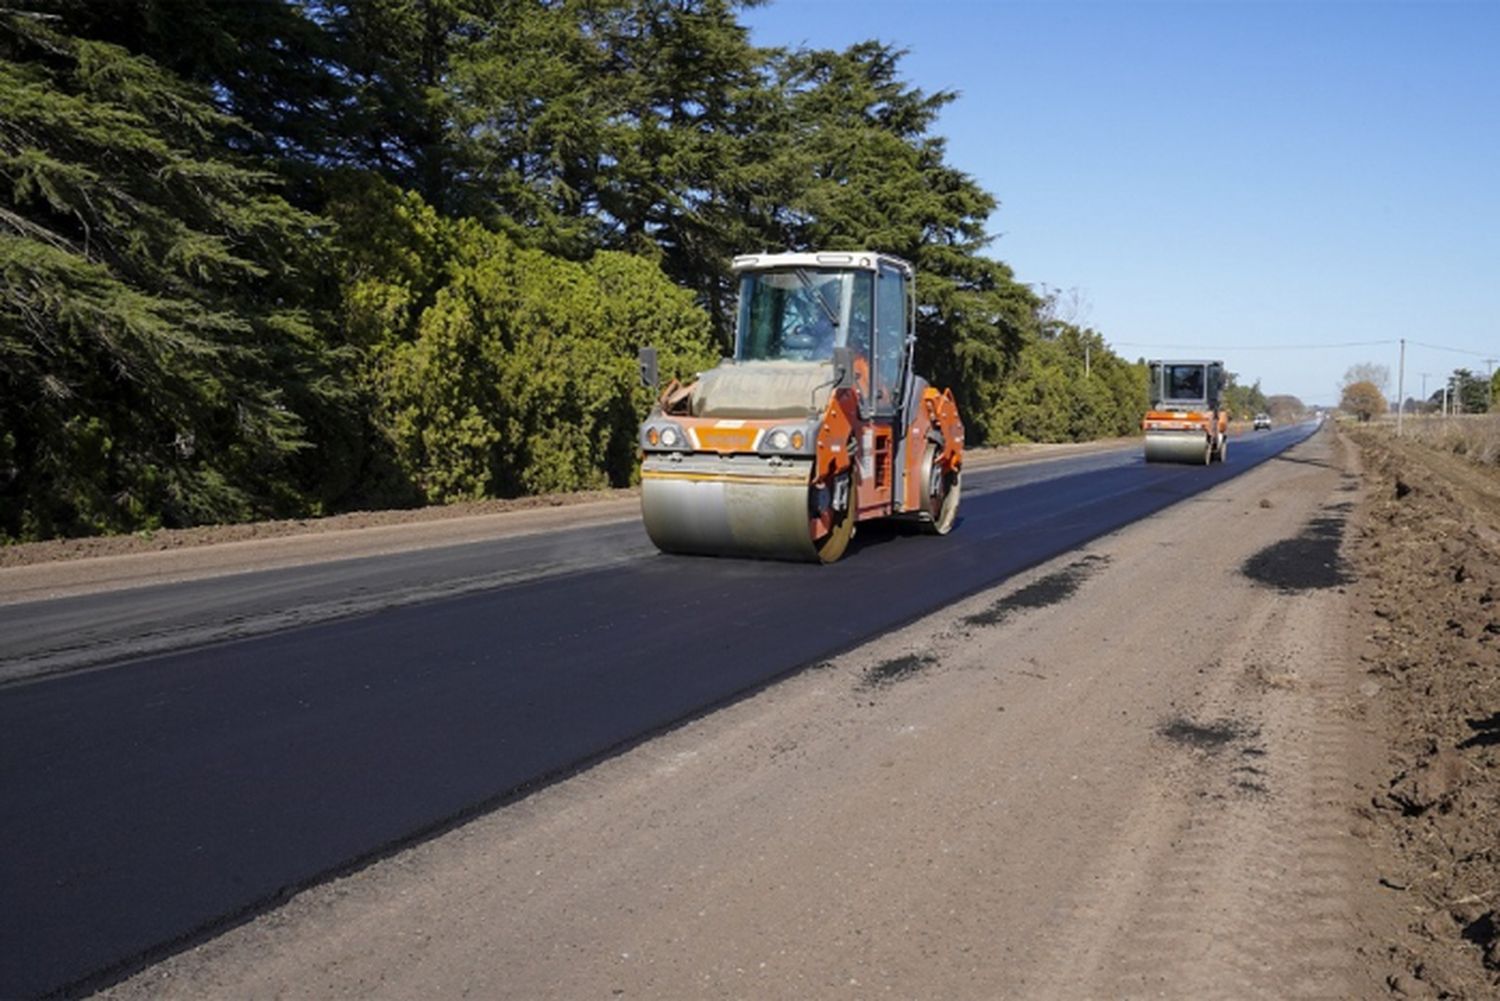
[{"x1": 1037, "y1": 490, "x2": 1365, "y2": 999}]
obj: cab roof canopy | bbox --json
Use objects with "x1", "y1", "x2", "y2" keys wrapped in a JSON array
[
  {"x1": 731, "y1": 251, "x2": 914, "y2": 277},
  {"x1": 1147, "y1": 358, "x2": 1223, "y2": 367}
]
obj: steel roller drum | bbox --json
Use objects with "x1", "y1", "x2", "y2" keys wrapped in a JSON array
[
  {"x1": 1144, "y1": 431, "x2": 1211, "y2": 464},
  {"x1": 641, "y1": 454, "x2": 820, "y2": 561}
]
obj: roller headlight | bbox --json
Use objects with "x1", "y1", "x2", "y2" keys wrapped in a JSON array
[
  {"x1": 641, "y1": 421, "x2": 688, "y2": 452},
  {"x1": 759, "y1": 423, "x2": 815, "y2": 455}
]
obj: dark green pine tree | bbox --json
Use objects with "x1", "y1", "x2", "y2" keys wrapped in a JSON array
[
  {"x1": 764, "y1": 41, "x2": 1038, "y2": 444},
  {"x1": 55, "y1": 0, "x2": 349, "y2": 168},
  {"x1": 446, "y1": 0, "x2": 787, "y2": 349},
  {"x1": 442, "y1": 0, "x2": 617, "y2": 254},
  {"x1": 0, "y1": 10, "x2": 353, "y2": 539},
  {"x1": 584, "y1": 0, "x2": 783, "y2": 350},
  {"x1": 56, "y1": 0, "x2": 461, "y2": 210},
  {"x1": 315, "y1": 0, "x2": 466, "y2": 211}
]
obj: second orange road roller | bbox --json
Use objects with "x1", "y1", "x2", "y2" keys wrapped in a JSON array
[{"x1": 636, "y1": 251, "x2": 964, "y2": 563}]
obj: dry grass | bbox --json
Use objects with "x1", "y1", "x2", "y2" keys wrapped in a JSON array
[{"x1": 1397, "y1": 414, "x2": 1500, "y2": 467}]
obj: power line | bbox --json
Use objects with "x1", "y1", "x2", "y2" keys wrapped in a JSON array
[
  {"x1": 1112, "y1": 340, "x2": 1396, "y2": 351},
  {"x1": 1113, "y1": 337, "x2": 1492, "y2": 358},
  {"x1": 1405, "y1": 339, "x2": 1496, "y2": 360}
]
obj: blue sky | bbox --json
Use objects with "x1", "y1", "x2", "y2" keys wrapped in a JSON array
[{"x1": 739, "y1": 0, "x2": 1499, "y2": 406}]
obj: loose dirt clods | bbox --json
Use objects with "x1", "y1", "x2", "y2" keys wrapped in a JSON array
[
  {"x1": 857, "y1": 653, "x2": 936, "y2": 690},
  {"x1": 1157, "y1": 716, "x2": 1252, "y2": 751},
  {"x1": 961, "y1": 554, "x2": 1108, "y2": 627},
  {"x1": 1157, "y1": 713, "x2": 1274, "y2": 800},
  {"x1": 1345, "y1": 421, "x2": 1500, "y2": 997},
  {"x1": 1241, "y1": 508, "x2": 1352, "y2": 593},
  {"x1": 1459, "y1": 713, "x2": 1500, "y2": 749}
]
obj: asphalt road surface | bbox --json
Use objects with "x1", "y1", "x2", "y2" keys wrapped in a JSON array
[{"x1": 0, "y1": 423, "x2": 1317, "y2": 998}]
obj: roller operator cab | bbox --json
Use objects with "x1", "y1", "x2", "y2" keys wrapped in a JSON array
[
  {"x1": 637, "y1": 252, "x2": 965, "y2": 563},
  {"x1": 1142, "y1": 359, "x2": 1230, "y2": 464}
]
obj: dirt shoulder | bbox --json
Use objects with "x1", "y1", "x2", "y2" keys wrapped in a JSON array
[
  {"x1": 0, "y1": 438, "x2": 1136, "y2": 605},
  {"x1": 0, "y1": 488, "x2": 643, "y2": 572},
  {"x1": 0, "y1": 438, "x2": 1134, "y2": 572},
  {"x1": 1344, "y1": 423, "x2": 1500, "y2": 998},
  {"x1": 103, "y1": 427, "x2": 1390, "y2": 999}
]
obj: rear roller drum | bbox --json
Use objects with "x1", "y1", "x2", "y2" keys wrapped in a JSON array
[{"x1": 920, "y1": 445, "x2": 961, "y2": 535}]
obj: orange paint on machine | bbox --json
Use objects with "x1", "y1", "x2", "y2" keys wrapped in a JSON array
[
  {"x1": 1142, "y1": 359, "x2": 1231, "y2": 465},
  {"x1": 635, "y1": 252, "x2": 964, "y2": 563}
]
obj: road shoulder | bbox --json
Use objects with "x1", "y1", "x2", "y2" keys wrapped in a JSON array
[
  {"x1": 0, "y1": 438, "x2": 1138, "y2": 604},
  {"x1": 101, "y1": 429, "x2": 1377, "y2": 999}
]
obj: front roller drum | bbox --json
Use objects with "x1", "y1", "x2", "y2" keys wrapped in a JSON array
[
  {"x1": 1144, "y1": 431, "x2": 1212, "y2": 465},
  {"x1": 919, "y1": 444, "x2": 961, "y2": 535},
  {"x1": 641, "y1": 456, "x2": 849, "y2": 563}
]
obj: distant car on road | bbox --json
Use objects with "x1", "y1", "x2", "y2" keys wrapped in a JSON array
[{"x1": 1253, "y1": 413, "x2": 1272, "y2": 430}]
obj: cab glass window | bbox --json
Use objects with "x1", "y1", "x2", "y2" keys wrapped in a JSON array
[
  {"x1": 874, "y1": 266, "x2": 907, "y2": 412},
  {"x1": 1164, "y1": 364, "x2": 1206, "y2": 402},
  {"x1": 735, "y1": 269, "x2": 849, "y2": 362}
]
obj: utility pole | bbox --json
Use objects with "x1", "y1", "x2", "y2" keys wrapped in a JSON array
[
  {"x1": 1420, "y1": 372, "x2": 1432, "y2": 413},
  {"x1": 1396, "y1": 338, "x2": 1405, "y2": 435},
  {"x1": 1487, "y1": 358, "x2": 1497, "y2": 412},
  {"x1": 1084, "y1": 343, "x2": 1091, "y2": 379}
]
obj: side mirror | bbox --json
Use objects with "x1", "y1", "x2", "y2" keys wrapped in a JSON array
[
  {"x1": 832, "y1": 346, "x2": 856, "y2": 390},
  {"x1": 638, "y1": 346, "x2": 659, "y2": 389}
]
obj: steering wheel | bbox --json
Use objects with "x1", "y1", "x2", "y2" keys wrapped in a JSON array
[{"x1": 782, "y1": 319, "x2": 816, "y2": 350}]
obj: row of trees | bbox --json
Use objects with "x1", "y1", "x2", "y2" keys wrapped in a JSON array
[
  {"x1": 1420, "y1": 368, "x2": 1497, "y2": 414},
  {"x1": 1, "y1": 0, "x2": 1150, "y2": 543},
  {"x1": 1339, "y1": 363, "x2": 1496, "y2": 422}
]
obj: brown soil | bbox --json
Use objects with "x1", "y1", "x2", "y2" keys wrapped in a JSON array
[
  {"x1": 0, "y1": 488, "x2": 639, "y2": 570},
  {"x1": 1345, "y1": 423, "x2": 1500, "y2": 998}
]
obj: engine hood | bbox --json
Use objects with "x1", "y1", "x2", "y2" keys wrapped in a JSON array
[{"x1": 690, "y1": 360, "x2": 836, "y2": 419}]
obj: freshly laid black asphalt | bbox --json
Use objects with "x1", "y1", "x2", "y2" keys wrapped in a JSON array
[
  {"x1": 0, "y1": 423, "x2": 1317, "y2": 998},
  {"x1": 0, "y1": 517, "x2": 650, "y2": 679}
]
